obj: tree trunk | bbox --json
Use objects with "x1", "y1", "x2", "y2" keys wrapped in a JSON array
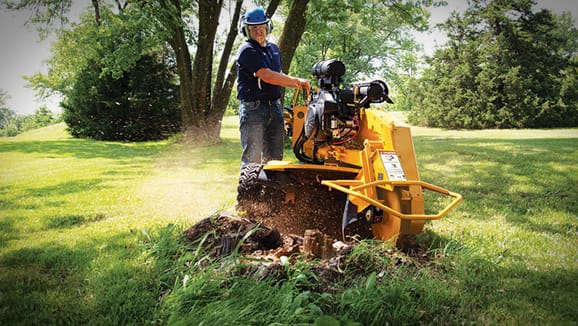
[
  {"x1": 91, "y1": 0, "x2": 101, "y2": 25},
  {"x1": 277, "y1": 0, "x2": 310, "y2": 105},
  {"x1": 182, "y1": 0, "x2": 304, "y2": 143},
  {"x1": 159, "y1": 0, "x2": 196, "y2": 131},
  {"x1": 209, "y1": 0, "x2": 244, "y2": 138},
  {"x1": 265, "y1": 0, "x2": 281, "y2": 17},
  {"x1": 171, "y1": 20, "x2": 196, "y2": 129},
  {"x1": 182, "y1": 0, "x2": 221, "y2": 143},
  {"x1": 207, "y1": 0, "x2": 283, "y2": 140},
  {"x1": 278, "y1": 0, "x2": 310, "y2": 75}
]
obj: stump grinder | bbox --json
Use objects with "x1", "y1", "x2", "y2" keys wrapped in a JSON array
[{"x1": 236, "y1": 60, "x2": 461, "y2": 247}]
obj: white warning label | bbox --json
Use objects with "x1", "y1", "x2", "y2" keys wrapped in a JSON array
[{"x1": 380, "y1": 152, "x2": 406, "y2": 181}]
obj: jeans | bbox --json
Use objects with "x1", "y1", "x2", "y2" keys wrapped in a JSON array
[{"x1": 239, "y1": 99, "x2": 284, "y2": 166}]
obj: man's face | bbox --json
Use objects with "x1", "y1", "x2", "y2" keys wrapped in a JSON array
[{"x1": 248, "y1": 23, "x2": 267, "y2": 45}]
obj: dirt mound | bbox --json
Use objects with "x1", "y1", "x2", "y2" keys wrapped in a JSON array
[
  {"x1": 183, "y1": 214, "x2": 287, "y2": 257},
  {"x1": 183, "y1": 213, "x2": 430, "y2": 285},
  {"x1": 183, "y1": 213, "x2": 345, "y2": 260}
]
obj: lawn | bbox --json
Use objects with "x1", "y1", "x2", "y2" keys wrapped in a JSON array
[{"x1": 1, "y1": 116, "x2": 576, "y2": 325}]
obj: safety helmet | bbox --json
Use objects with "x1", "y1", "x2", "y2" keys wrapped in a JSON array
[{"x1": 240, "y1": 7, "x2": 273, "y2": 37}]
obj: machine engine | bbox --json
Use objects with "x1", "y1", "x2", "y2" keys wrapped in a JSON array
[{"x1": 295, "y1": 59, "x2": 394, "y2": 164}]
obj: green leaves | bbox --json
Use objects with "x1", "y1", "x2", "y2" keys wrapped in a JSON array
[
  {"x1": 1, "y1": 0, "x2": 73, "y2": 38},
  {"x1": 291, "y1": 0, "x2": 434, "y2": 84},
  {"x1": 408, "y1": 0, "x2": 578, "y2": 129}
]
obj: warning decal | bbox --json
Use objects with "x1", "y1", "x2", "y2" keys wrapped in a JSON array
[{"x1": 380, "y1": 152, "x2": 406, "y2": 181}]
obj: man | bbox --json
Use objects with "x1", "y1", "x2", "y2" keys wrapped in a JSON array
[{"x1": 236, "y1": 7, "x2": 310, "y2": 166}]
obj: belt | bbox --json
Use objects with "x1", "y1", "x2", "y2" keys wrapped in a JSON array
[
  {"x1": 262, "y1": 99, "x2": 280, "y2": 105},
  {"x1": 242, "y1": 98, "x2": 280, "y2": 106}
]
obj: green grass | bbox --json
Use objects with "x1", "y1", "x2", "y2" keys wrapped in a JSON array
[
  {"x1": 1, "y1": 116, "x2": 577, "y2": 325},
  {"x1": 412, "y1": 134, "x2": 577, "y2": 324},
  {"x1": 0, "y1": 120, "x2": 241, "y2": 325}
]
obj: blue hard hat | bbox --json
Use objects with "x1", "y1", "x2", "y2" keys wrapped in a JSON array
[{"x1": 245, "y1": 7, "x2": 270, "y2": 25}]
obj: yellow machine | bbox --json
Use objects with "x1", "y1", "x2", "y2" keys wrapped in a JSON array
[{"x1": 237, "y1": 60, "x2": 461, "y2": 247}]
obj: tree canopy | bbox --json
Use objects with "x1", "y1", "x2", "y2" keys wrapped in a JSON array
[
  {"x1": 408, "y1": 0, "x2": 578, "y2": 129},
  {"x1": 289, "y1": 0, "x2": 437, "y2": 86}
]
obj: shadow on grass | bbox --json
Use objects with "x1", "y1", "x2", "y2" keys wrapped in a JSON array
[
  {"x1": 26, "y1": 179, "x2": 107, "y2": 198},
  {"x1": 43, "y1": 213, "x2": 109, "y2": 230},
  {"x1": 0, "y1": 217, "x2": 18, "y2": 248},
  {"x1": 0, "y1": 139, "x2": 165, "y2": 160},
  {"x1": 0, "y1": 231, "x2": 159, "y2": 325},
  {"x1": 415, "y1": 137, "x2": 577, "y2": 227},
  {"x1": 408, "y1": 137, "x2": 578, "y2": 322},
  {"x1": 0, "y1": 242, "x2": 96, "y2": 324},
  {"x1": 414, "y1": 229, "x2": 578, "y2": 323},
  {"x1": 444, "y1": 255, "x2": 578, "y2": 323},
  {"x1": 3, "y1": 179, "x2": 108, "y2": 213}
]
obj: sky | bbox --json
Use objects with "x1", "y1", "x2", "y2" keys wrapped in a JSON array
[{"x1": 1, "y1": 0, "x2": 577, "y2": 116}]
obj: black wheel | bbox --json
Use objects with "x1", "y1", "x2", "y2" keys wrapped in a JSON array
[
  {"x1": 236, "y1": 163, "x2": 283, "y2": 219},
  {"x1": 237, "y1": 163, "x2": 262, "y2": 200}
]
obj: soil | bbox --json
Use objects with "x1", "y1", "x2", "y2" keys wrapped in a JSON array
[
  {"x1": 183, "y1": 214, "x2": 286, "y2": 257},
  {"x1": 235, "y1": 167, "x2": 374, "y2": 241},
  {"x1": 183, "y1": 212, "x2": 430, "y2": 286}
]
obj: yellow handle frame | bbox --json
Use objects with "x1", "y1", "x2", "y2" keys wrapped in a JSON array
[
  {"x1": 292, "y1": 86, "x2": 310, "y2": 106},
  {"x1": 321, "y1": 179, "x2": 462, "y2": 221}
]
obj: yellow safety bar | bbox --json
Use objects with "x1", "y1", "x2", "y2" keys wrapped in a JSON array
[{"x1": 321, "y1": 179, "x2": 462, "y2": 221}]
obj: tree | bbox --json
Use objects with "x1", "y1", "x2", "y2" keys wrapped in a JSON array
[
  {"x1": 18, "y1": 107, "x2": 60, "y2": 132},
  {"x1": 0, "y1": 90, "x2": 17, "y2": 135},
  {"x1": 408, "y1": 0, "x2": 578, "y2": 128},
  {"x1": 139, "y1": 0, "x2": 295, "y2": 142},
  {"x1": 278, "y1": 0, "x2": 309, "y2": 76},
  {"x1": 62, "y1": 54, "x2": 181, "y2": 141},
  {"x1": 21, "y1": 3, "x2": 182, "y2": 141},
  {"x1": 0, "y1": 89, "x2": 11, "y2": 125},
  {"x1": 6, "y1": 0, "x2": 306, "y2": 143},
  {"x1": 0, "y1": 93, "x2": 60, "y2": 136},
  {"x1": 289, "y1": 0, "x2": 437, "y2": 86},
  {"x1": 25, "y1": 3, "x2": 161, "y2": 93}
]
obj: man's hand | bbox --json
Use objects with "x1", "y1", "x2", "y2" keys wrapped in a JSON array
[{"x1": 294, "y1": 77, "x2": 310, "y2": 92}]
